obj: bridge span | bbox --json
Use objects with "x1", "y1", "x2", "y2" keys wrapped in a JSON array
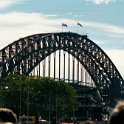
[{"x1": 0, "y1": 32, "x2": 124, "y2": 118}]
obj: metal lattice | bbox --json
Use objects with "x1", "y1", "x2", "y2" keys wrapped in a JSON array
[{"x1": 0, "y1": 32, "x2": 124, "y2": 107}]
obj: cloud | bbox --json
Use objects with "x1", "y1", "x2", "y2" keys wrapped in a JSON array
[
  {"x1": 82, "y1": 21, "x2": 124, "y2": 35},
  {"x1": 0, "y1": 0, "x2": 22, "y2": 8},
  {"x1": 0, "y1": 11, "x2": 124, "y2": 48},
  {"x1": 0, "y1": 12, "x2": 124, "y2": 46},
  {"x1": 0, "y1": 12, "x2": 124, "y2": 78},
  {"x1": 0, "y1": 12, "x2": 66, "y2": 48},
  {"x1": 86, "y1": 0, "x2": 115, "y2": 4},
  {"x1": 105, "y1": 49, "x2": 124, "y2": 78}
]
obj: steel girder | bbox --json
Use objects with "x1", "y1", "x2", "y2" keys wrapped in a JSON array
[{"x1": 0, "y1": 32, "x2": 124, "y2": 107}]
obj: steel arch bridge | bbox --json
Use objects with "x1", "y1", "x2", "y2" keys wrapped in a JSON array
[{"x1": 0, "y1": 32, "x2": 124, "y2": 108}]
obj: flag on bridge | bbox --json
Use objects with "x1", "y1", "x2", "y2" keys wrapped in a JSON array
[
  {"x1": 77, "y1": 22, "x2": 82, "y2": 27},
  {"x1": 62, "y1": 23, "x2": 68, "y2": 27}
]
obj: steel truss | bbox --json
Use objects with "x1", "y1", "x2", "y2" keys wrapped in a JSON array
[{"x1": 0, "y1": 32, "x2": 124, "y2": 107}]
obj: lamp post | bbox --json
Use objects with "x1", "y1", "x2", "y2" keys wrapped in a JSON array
[
  {"x1": 0, "y1": 76, "x2": 2, "y2": 107},
  {"x1": 20, "y1": 82, "x2": 22, "y2": 116},
  {"x1": 55, "y1": 95, "x2": 58, "y2": 124},
  {"x1": 12, "y1": 77, "x2": 22, "y2": 122},
  {"x1": 48, "y1": 94, "x2": 51, "y2": 124},
  {"x1": 27, "y1": 83, "x2": 29, "y2": 124}
]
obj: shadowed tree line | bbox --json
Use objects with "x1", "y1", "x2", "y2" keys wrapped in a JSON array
[{"x1": 1, "y1": 74, "x2": 78, "y2": 122}]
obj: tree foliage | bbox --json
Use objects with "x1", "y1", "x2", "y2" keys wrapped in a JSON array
[{"x1": 2, "y1": 74, "x2": 78, "y2": 121}]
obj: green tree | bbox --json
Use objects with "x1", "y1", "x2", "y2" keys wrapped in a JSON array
[{"x1": 2, "y1": 74, "x2": 78, "y2": 122}]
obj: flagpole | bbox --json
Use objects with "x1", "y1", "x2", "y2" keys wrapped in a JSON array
[
  {"x1": 62, "y1": 25, "x2": 63, "y2": 32},
  {"x1": 77, "y1": 22, "x2": 82, "y2": 34},
  {"x1": 77, "y1": 25, "x2": 78, "y2": 34},
  {"x1": 62, "y1": 22, "x2": 63, "y2": 32},
  {"x1": 62, "y1": 23, "x2": 67, "y2": 32}
]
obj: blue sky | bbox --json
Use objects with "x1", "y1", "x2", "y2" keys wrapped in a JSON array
[{"x1": 0, "y1": 0, "x2": 124, "y2": 77}]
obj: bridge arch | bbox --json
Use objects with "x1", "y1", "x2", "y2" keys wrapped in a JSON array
[{"x1": 0, "y1": 32, "x2": 124, "y2": 107}]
